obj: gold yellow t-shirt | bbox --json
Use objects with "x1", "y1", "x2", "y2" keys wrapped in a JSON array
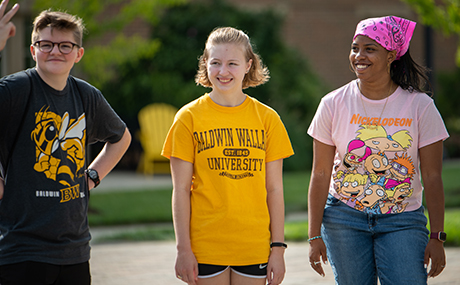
[{"x1": 162, "y1": 94, "x2": 294, "y2": 265}]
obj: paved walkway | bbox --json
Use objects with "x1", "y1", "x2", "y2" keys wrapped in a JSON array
[
  {"x1": 91, "y1": 241, "x2": 460, "y2": 285},
  {"x1": 96, "y1": 172, "x2": 172, "y2": 192},
  {"x1": 90, "y1": 171, "x2": 460, "y2": 284}
]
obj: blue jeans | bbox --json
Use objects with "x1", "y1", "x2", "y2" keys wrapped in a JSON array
[{"x1": 322, "y1": 195, "x2": 429, "y2": 285}]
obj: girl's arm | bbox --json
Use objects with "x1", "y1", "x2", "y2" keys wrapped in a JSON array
[
  {"x1": 170, "y1": 157, "x2": 198, "y2": 285},
  {"x1": 308, "y1": 139, "x2": 335, "y2": 277},
  {"x1": 266, "y1": 158, "x2": 286, "y2": 285},
  {"x1": 420, "y1": 140, "x2": 446, "y2": 278}
]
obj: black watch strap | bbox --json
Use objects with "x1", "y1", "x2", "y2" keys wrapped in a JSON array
[{"x1": 270, "y1": 242, "x2": 287, "y2": 248}]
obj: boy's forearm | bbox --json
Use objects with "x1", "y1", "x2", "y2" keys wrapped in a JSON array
[{"x1": 87, "y1": 127, "x2": 131, "y2": 181}]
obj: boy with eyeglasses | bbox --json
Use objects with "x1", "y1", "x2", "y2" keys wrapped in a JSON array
[{"x1": 0, "y1": 9, "x2": 131, "y2": 284}]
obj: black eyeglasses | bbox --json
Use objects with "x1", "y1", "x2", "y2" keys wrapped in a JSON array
[{"x1": 34, "y1": 40, "x2": 80, "y2": 54}]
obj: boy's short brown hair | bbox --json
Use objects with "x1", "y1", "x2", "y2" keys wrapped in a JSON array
[{"x1": 31, "y1": 10, "x2": 85, "y2": 46}]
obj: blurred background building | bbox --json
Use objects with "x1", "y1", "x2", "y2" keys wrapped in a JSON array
[{"x1": 2, "y1": 0, "x2": 457, "y2": 89}]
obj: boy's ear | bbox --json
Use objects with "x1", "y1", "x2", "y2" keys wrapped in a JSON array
[
  {"x1": 74, "y1": 47, "x2": 84, "y2": 63},
  {"x1": 30, "y1": 44, "x2": 37, "y2": 62}
]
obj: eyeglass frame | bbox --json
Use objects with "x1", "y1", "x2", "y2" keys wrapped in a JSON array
[
  {"x1": 33, "y1": 40, "x2": 81, "y2": 54},
  {"x1": 391, "y1": 161, "x2": 409, "y2": 176}
]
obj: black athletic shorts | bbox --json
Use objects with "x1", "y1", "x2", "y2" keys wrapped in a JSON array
[{"x1": 198, "y1": 263, "x2": 268, "y2": 279}]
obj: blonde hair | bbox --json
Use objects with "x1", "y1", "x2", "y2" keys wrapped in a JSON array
[
  {"x1": 386, "y1": 183, "x2": 413, "y2": 198},
  {"x1": 343, "y1": 173, "x2": 368, "y2": 186},
  {"x1": 32, "y1": 10, "x2": 85, "y2": 46},
  {"x1": 356, "y1": 124, "x2": 412, "y2": 150},
  {"x1": 195, "y1": 27, "x2": 269, "y2": 89}
]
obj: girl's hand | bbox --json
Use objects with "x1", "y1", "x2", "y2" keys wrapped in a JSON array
[
  {"x1": 309, "y1": 238, "x2": 328, "y2": 277},
  {"x1": 424, "y1": 239, "x2": 446, "y2": 278},
  {"x1": 266, "y1": 247, "x2": 286, "y2": 285},
  {"x1": 175, "y1": 249, "x2": 198, "y2": 285}
]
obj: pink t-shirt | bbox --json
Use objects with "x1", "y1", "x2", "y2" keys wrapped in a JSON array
[{"x1": 308, "y1": 80, "x2": 449, "y2": 214}]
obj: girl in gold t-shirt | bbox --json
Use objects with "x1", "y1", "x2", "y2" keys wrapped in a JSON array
[{"x1": 162, "y1": 27, "x2": 293, "y2": 285}]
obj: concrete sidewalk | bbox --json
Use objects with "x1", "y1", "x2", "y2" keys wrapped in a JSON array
[
  {"x1": 96, "y1": 172, "x2": 172, "y2": 192},
  {"x1": 90, "y1": 241, "x2": 460, "y2": 285}
]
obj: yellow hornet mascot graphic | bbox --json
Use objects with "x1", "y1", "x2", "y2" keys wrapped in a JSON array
[{"x1": 31, "y1": 106, "x2": 86, "y2": 187}]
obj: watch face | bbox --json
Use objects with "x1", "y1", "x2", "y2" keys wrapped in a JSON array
[
  {"x1": 87, "y1": 169, "x2": 98, "y2": 179},
  {"x1": 439, "y1": 232, "x2": 447, "y2": 241}
]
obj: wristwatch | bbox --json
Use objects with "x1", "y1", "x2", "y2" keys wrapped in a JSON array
[
  {"x1": 85, "y1": 168, "x2": 100, "y2": 188},
  {"x1": 430, "y1": 231, "x2": 447, "y2": 242}
]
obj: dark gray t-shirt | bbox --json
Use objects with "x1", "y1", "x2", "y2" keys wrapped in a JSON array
[{"x1": 0, "y1": 68, "x2": 126, "y2": 265}]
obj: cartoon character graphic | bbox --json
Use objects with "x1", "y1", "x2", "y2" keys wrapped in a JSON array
[
  {"x1": 364, "y1": 151, "x2": 391, "y2": 177},
  {"x1": 343, "y1": 139, "x2": 372, "y2": 173},
  {"x1": 384, "y1": 182, "x2": 413, "y2": 213},
  {"x1": 385, "y1": 153, "x2": 415, "y2": 190},
  {"x1": 335, "y1": 172, "x2": 368, "y2": 210},
  {"x1": 356, "y1": 124, "x2": 412, "y2": 153},
  {"x1": 361, "y1": 183, "x2": 388, "y2": 214},
  {"x1": 31, "y1": 106, "x2": 86, "y2": 186}
]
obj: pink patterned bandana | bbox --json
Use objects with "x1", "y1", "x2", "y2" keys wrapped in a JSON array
[{"x1": 353, "y1": 16, "x2": 416, "y2": 60}]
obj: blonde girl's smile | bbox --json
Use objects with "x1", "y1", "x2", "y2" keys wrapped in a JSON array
[{"x1": 207, "y1": 43, "x2": 251, "y2": 96}]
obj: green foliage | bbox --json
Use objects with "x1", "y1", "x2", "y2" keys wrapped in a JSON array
[
  {"x1": 435, "y1": 68, "x2": 460, "y2": 157},
  {"x1": 32, "y1": 0, "x2": 186, "y2": 86},
  {"x1": 403, "y1": 1, "x2": 460, "y2": 157},
  {"x1": 100, "y1": 0, "x2": 327, "y2": 170},
  {"x1": 402, "y1": 0, "x2": 460, "y2": 66}
]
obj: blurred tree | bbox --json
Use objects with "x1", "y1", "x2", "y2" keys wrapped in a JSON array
[
  {"x1": 32, "y1": 0, "x2": 186, "y2": 86},
  {"x1": 402, "y1": 0, "x2": 460, "y2": 158},
  {"x1": 402, "y1": 0, "x2": 460, "y2": 66},
  {"x1": 101, "y1": 0, "x2": 328, "y2": 170},
  {"x1": 435, "y1": 68, "x2": 460, "y2": 157}
]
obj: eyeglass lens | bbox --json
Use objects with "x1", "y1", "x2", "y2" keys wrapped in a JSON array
[{"x1": 36, "y1": 41, "x2": 76, "y2": 54}]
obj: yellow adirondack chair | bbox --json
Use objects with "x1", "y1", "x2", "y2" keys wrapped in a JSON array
[{"x1": 137, "y1": 103, "x2": 177, "y2": 175}]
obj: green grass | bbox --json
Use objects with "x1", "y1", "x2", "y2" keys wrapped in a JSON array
[
  {"x1": 89, "y1": 159, "x2": 460, "y2": 245},
  {"x1": 88, "y1": 172, "x2": 310, "y2": 227},
  {"x1": 93, "y1": 209, "x2": 460, "y2": 246},
  {"x1": 442, "y1": 160, "x2": 460, "y2": 207},
  {"x1": 89, "y1": 189, "x2": 173, "y2": 226},
  {"x1": 97, "y1": 224, "x2": 175, "y2": 243},
  {"x1": 282, "y1": 172, "x2": 309, "y2": 213},
  {"x1": 442, "y1": 209, "x2": 460, "y2": 246}
]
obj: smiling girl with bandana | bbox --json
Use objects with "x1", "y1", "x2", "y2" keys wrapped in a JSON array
[{"x1": 307, "y1": 16, "x2": 449, "y2": 284}]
